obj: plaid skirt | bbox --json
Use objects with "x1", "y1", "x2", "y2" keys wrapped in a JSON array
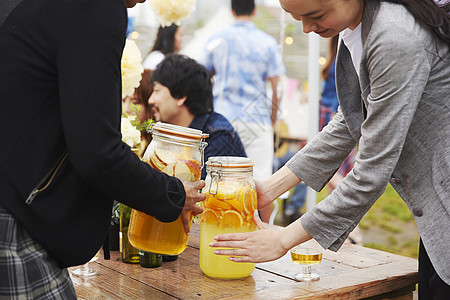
[{"x1": 0, "y1": 206, "x2": 76, "y2": 300}]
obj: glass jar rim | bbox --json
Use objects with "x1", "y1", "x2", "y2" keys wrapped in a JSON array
[
  {"x1": 206, "y1": 156, "x2": 254, "y2": 168},
  {"x1": 151, "y1": 122, "x2": 209, "y2": 141}
]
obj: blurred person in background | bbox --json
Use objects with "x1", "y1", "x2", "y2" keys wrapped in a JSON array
[
  {"x1": 199, "y1": 0, "x2": 285, "y2": 222},
  {"x1": 143, "y1": 24, "x2": 184, "y2": 71},
  {"x1": 122, "y1": 69, "x2": 155, "y2": 150},
  {"x1": 273, "y1": 120, "x2": 307, "y2": 224}
]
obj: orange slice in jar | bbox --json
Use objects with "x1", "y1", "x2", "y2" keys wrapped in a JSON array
[
  {"x1": 206, "y1": 197, "x2": 232, "y2": 210},
  {"x1": 225, "y1": 199, "x2": 244, "y2": 212},
  {"x1": 201, "y1": 208, "x2": 220, "y2": 223},
  {"x1": 242, "y1": 188, "x2": 257, "y2": 215},
  {"x1": 222, "y1": 210, "x2": 244, "y2": 227},
  {"x1": 216, "y1": 182, "x2": 239, "y2": 200}
]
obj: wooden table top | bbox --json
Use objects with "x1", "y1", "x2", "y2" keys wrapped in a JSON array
[{"x1": 70, "y1": 223, "x2": 418, "y2": 299}]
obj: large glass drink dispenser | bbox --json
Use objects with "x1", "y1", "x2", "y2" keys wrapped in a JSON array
[
  {"x1": 200, "y1": 156, "x2": 257, "y2": 279},
  {"x1": 128, "y1": 122, "x2": 208, "y2": 255}
]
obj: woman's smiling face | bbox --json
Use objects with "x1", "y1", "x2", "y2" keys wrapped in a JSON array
[{"x1": 279, "y1": 0, "x2": 364, "y2": 37}]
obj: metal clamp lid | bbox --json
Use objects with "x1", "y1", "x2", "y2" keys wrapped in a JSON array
[
  {"x1": 146, "y1": 123, "x2": 155, "y2": 134},
  {"x1": 207, "y1": 162, "x2": 223, "y2": 195},
  {"x1": 200, "y1": 134, "x2": 209, "y2": 169}
]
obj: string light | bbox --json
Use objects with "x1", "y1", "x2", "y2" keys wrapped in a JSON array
[
  {"x1": 318, "y1": 57, "x2": 327, "y2": 65},
  {"x1": 130, "y1": 31, "x2": 140, "y2": 40},
  {"x1": 284, "y1": 36, "x2": 294, "y2": 45}
]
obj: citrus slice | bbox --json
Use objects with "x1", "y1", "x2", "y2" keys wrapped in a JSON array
[
  {"x1": 180, "y1": 159, "x2": 201, "y2": 180},
  {"x1": 174, "y1": 162, "x2": 192, "y2": 181},
  {"x1": 201, "y1": 208, "x2": 219, "y2": 223},
  {"x1": 154, "y1": 148, "x2": 174, "y2": 165},
  {"x1": 225, "y1": 199, "x2": 244, "y2": 212},
  {"x1": 161, "y1": 164, "x2": 174, "y2": 176},
  {"x1": 246, "y1": 214, "x2": 253, "y2": 223},
  {"x1": 221, "y1": 210, "x2": 244, "y2": 228},
  {"x1": 216, "y1": 182, "x2": 238, "y2": 200},
  {"x1": 149, "y1": 154, "x2": 166, "y2": 171},
  {"x1": 242, "y1": 188, "x2": 257, "y2": 215},
  {"x1": 207, "y1": 197, "x2": 232, "y2": 210}
]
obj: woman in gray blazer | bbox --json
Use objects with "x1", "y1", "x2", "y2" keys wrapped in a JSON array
[{"x1": 210, "y1": 0, "x2": 450, "y2": 297}]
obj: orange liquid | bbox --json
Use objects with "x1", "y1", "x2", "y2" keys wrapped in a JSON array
[
  {"x1": 199, "y1": 182, "x2": 257, "y2": 278},
  {"x1": 128, "y1": 150, "x2": 200, "y2": 255},
  {"x1": 128, "y1": 210, "x2": 192, "y2": 255}
]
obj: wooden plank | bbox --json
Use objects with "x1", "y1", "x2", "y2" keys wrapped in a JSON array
[
  {"x1": 69, "y1": 262, "x2": 175, "y2": 299},
  {"x1": 257, "y1": 239, "x2": 417, "y2": 279},
  {"x1": 257, "y1": 250, "x2": 356, "y2": 280},
  {"x1": 238, "y1": 260, "x2": 417, "y2": 299},
  {"x1": 97, "y1": 250, "x2": 299, "y2": 300}
]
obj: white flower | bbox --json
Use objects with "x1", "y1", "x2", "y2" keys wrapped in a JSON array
[
  {"x1": 121, "y1": 117, "x2": 141, "y2": 148},
  {"x1": 149, "y1": 0, "x2": 196, "y2": 27},
  {"x1": 121, "y1": 39, "x2": 144, "y2": 99}
]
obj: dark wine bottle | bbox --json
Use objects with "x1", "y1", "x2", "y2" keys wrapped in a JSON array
[
  {"x1": 162, "y1": 254, "x2": 179, "y2": 262},
  {"x1": 139, "y1": 251, "x2": 162, "y2": 268}
]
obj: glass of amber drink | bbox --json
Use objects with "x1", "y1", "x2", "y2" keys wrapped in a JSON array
[{"x1": 290, "y1": 245, "x2": 323, "y2": 281}]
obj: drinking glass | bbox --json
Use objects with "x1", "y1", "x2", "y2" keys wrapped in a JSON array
[
  {"x1": 71, "y1": 251, "x2": 100, "y2": 277},
  {"x1": 290, "y1": 245, "x2": 322, "y2": 281}
]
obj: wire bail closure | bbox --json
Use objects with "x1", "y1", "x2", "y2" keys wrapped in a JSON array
[
  {"x1": 207, "y1": 162, "x2": 222, "y2": 195},
  {"x1": 146, "y1": 123, "x2": 155, "y2": 133},
  {"x1": 200, "y1": 134, "x2": 208, "y2": 169}
]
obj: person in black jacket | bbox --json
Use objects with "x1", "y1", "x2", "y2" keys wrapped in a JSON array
[{"x1": 0, "y1": 0, "x2": 205, "y2": 298}]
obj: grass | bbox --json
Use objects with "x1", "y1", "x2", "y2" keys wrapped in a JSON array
[{"x1": 315, "y1": 184, "x2": 420, "y2": 259}]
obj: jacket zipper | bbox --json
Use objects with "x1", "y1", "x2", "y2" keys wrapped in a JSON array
[{"x1": 25, "y1": 151, "x2": 69, "y2": 205}]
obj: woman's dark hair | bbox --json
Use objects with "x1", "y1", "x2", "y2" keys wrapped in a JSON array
[
  {"x1": 150, "y1": 24, "x2": 179, "y2": 55},
  {"x1": 321, "y1": 35, "x2": 339, "y2": 80},
  {"x1": 150, "y1": 54, "x2": 213, "y2": 115},
  {"x1": 232, "y1": 0, "x2": 255, "y2": 16},
  {"x1": 381, "y1": 0, "x2": 449, "y2": 43},
  {"x1": 135, "y1": 70, "x2": 154, "y2": 145},
  {"x1": 135, "y1": 70, "x2": 153, "y2": 123}
]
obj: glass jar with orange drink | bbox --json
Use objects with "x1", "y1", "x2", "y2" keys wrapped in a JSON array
[
  {"x1": 128, "y1": 122, "x2": 208, "y2": 255},
  {"x1": 200, "y1": 157, "x2": 257, "y2": 279}
]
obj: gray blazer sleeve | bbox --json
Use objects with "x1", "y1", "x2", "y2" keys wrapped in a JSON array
[{"x1": 286, "y1": 107, "x2": 356, "y2": 192}]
